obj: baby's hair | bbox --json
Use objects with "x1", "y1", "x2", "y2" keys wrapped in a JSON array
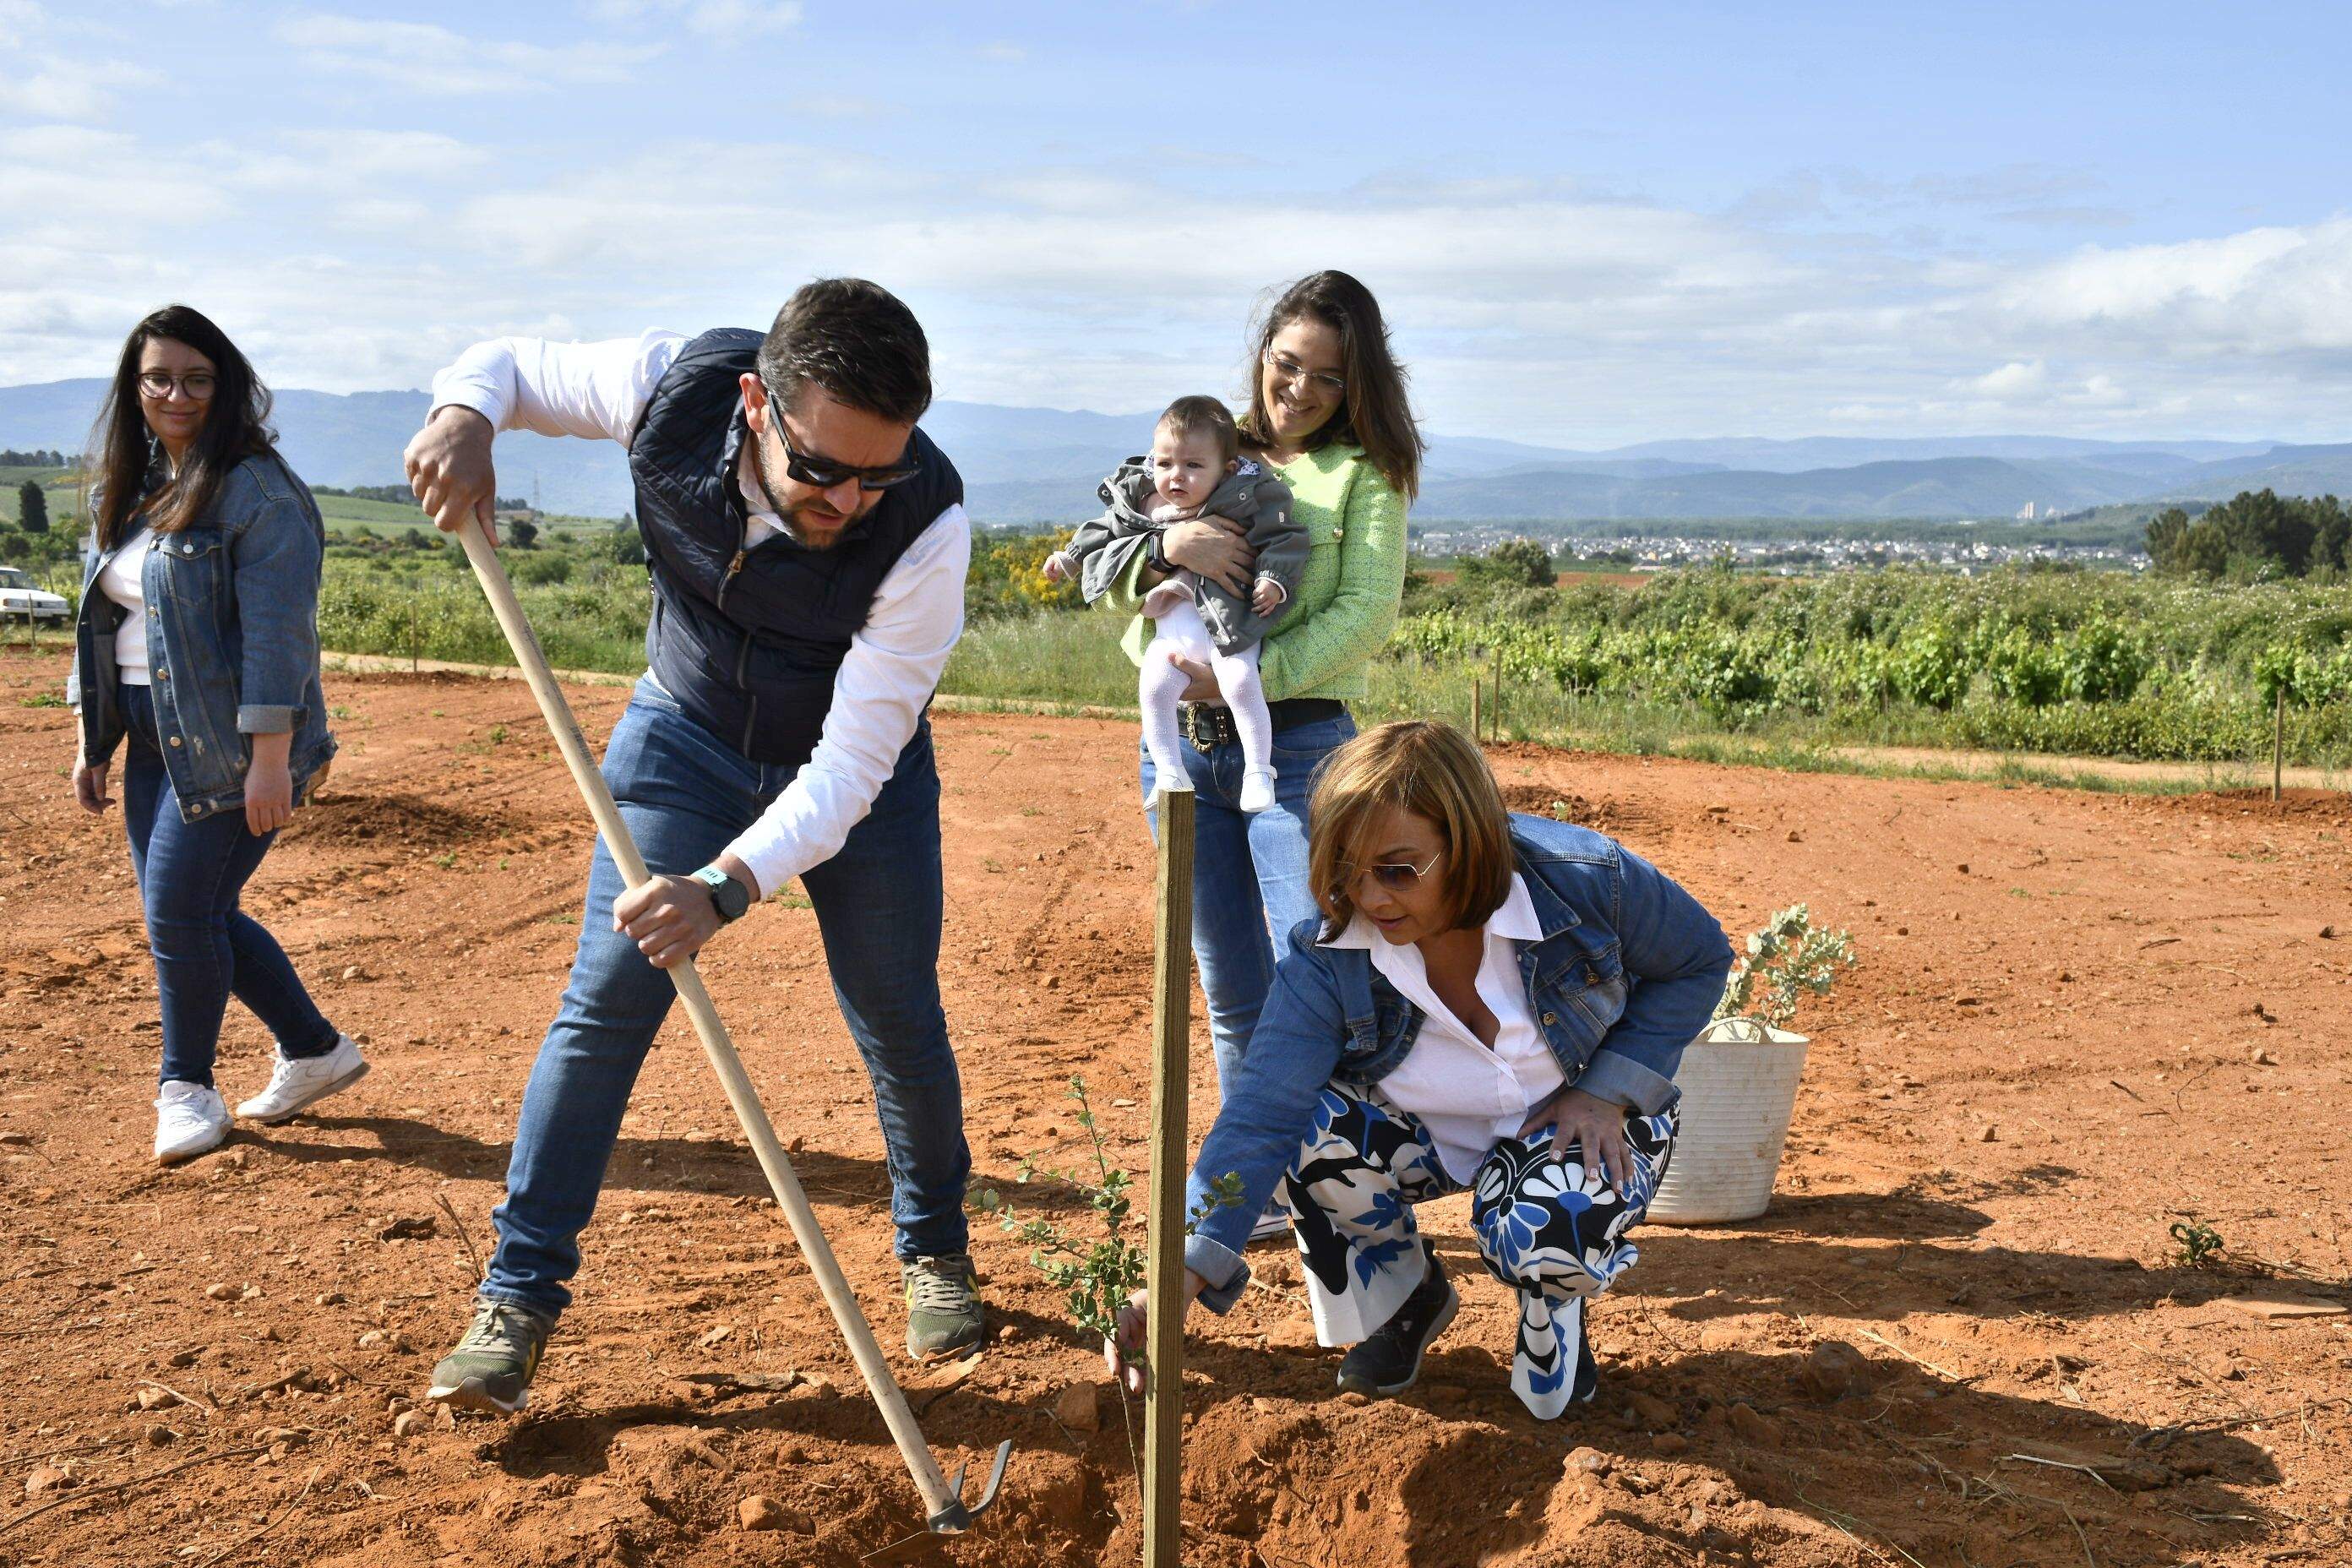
[{"x1": 1157, "y1": 395, "x2": 1239, "y2": 465}]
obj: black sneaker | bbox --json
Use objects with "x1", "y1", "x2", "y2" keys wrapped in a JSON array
[
  {"x1": 427, "y1": 1301, "x2": 555, "y2": 1414},
  {"x1": 1336, "y1": 1246, "x2": 1457, "y2": 1397},
  {"x1": 902, "y1": 1253, "x2": 985, "y2": 1362}
]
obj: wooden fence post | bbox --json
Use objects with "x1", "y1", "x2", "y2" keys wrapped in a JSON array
[
  {"x1": 2273, "y1": 686, "x2": 2286, "y2": 803},
  {"x1": 1470, "y1": 673, "x2": 1483, "y2": 742},
  {"x1": 1144, "y1": 787, "x2": 1195, "y2": 1568}
]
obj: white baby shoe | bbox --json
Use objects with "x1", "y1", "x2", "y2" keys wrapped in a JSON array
[
  {"x1": 154, "y1": 1081, "x2": 231, "y2": 1165},
  {"x1": 1239, "y1": 769, "x2": 1277, "y2": 814},
  {"x1": 1146, "y1": 776, "x2": 1197, "y2": 813}
]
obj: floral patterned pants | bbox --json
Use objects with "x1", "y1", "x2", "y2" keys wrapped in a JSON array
[{"x1": 1276, "y1": 1081, "x2": 1677, "y2": 1418}]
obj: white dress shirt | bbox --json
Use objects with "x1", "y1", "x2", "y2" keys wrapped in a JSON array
[
  {"x1": 429, "y1": 331, "x2": 971, "y2": 899},
  {"x1": 1323, "y1": 874, "x2": 1564, "y2": 1183}
]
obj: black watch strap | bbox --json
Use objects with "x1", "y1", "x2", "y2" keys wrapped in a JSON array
[{"x1": 1146, "y1": 530, "x2": 1172, "y2": 573}]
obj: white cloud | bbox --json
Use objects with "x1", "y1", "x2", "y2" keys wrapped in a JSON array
[
  {"x1": 1987, "y1": 220, "x2": 2352, "y2": 355},
  {"x1": 1972, "y1": 360, "x2": 2046, "y2": 397},
  {"x1": 275, "y1": 13, "x2": 662, "y2": 95},
  {"x1": 591, "y1": 0, "x2": 802, "y2": 38},
  {"x1": 229, "y1": 129, "x2": 489, "y2": 190},
  {"x1": 979, "y1": 41, "x2": 1026, "y2": 62},
  {"x1": 0, "y1": 0, "x2": 43, "y2": 47},
  {"x1": 0, "y1": 58, "x2": 159, "y2": 120},
  {"x1": 2, "y1": 110, "x2": 2349, "y2": 444}
]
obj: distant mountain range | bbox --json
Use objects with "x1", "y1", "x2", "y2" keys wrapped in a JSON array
[{"x1": 3, "y1": 377, "x2": 2345, "y2": 525}]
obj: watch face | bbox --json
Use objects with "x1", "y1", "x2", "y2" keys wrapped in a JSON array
[{"x1": 700, "y1": 868, "x2": 746, "y2": 920}]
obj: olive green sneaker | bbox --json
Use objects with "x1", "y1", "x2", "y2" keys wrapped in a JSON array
[
  {"x1": 427, "y1": 1301, "x2": 555, "y2": 1414},
  {"x1": 902, "y1": 1253, "x2": 984, "y2": 1362}
]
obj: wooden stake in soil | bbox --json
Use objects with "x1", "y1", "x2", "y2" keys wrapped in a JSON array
[
  {"x1": 1144, "y1": 787, "x2": 1195, "y2": 1568},
  {"x1": 452, "y1": 520, "x2": 1005, "y2": 1534},
  {"x1": 1470, "y1": 673, "x2": 1483, "y2": 742},
  {"x1": 2273, "y1": 685, "x2": 2285, "y2": 803}
]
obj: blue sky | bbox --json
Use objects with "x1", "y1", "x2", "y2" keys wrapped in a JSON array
[{"x1": 3, "y1": 1, "x2": 2349, "y2": 445}]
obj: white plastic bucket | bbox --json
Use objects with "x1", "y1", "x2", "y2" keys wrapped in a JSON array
[{"x1": 1646, "y1": 1018, "x2": 1810, "y2": 1225}]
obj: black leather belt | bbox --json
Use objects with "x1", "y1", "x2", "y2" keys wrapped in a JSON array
[{"x1": 1178, "y1": 697, "x2": 1347, "y2": 753}]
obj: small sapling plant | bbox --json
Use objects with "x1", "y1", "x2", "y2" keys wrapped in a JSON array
[
  {"x1": 970, "y1": 1074, "x2": 1243, "y2": 1508},
  {"x1": 1714, "y1": 902, "x2": 1856, "y2": 1029}
]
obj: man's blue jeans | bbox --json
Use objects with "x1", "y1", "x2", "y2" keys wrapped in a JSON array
[
  {"x1": 481, "y1": 679, "x2": 971, "y2": 1320},
  {"x1": 1139, "y1": 712, "x2": 1356, "y2": 1092},
  {"x1": 118, "y1": 682, "x2": 337, "y2": 1087}
]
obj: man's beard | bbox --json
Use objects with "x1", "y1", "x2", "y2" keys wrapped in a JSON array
[{"x1": 748, "y1": 433, "x2": 849, "y2": 551}]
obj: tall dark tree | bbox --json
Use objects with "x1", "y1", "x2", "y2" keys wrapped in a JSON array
[
  {"x1": 1462, "y1": 537, "x2": 1558, "y2": 589},
  {"x1": 2148, "y1": 489, "x2": 2346, "y2": 580},
  {"x1": 16, "y1": 481, "x2": 46, "y2": 534}
]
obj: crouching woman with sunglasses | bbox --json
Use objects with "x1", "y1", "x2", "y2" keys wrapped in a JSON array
[{"x1": 1111, "y1": 721, "x2": 1730, "y2": 1418}]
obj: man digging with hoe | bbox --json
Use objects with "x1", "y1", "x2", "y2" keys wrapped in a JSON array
[{"x1": 402, "y1": 280, "x2": 983, "y2": 1413}]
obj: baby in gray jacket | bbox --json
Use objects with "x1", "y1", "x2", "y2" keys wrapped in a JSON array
[{"x1": 1044, "y1": 396, "x2": 1307, "y2": 812}]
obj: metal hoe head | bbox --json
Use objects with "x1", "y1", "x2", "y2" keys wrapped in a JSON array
[{"x1": 926, "y1": 1440, "x2": 1015, "y2": 1534}]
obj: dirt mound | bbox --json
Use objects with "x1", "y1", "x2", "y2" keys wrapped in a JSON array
[
  {"x1": 2145, "y1": 785, "x2": 2352, "y2": 825},
  {"x1": 285, "y1": 788, "x2": 535, "y2": 849}
]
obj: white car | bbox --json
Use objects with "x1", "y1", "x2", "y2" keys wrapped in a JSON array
[{"x1": 0, "y1": 566, "x2": 69, "y2": 623}]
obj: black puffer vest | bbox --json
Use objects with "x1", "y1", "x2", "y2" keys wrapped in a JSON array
[{"x1": 627, "y1": 329, "x2": 961, "y2": 768}]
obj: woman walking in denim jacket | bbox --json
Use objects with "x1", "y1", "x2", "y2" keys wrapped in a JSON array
[
  {"x1": 1113, "y1": 721, "x2": 1731, "y2": 1418},
  {"x1": 1102, "y1": 273, "x2": 1420, "y2": 1234},
  {"x1": 67, "y1": 306, "x2": 362, "y2": 1164}
]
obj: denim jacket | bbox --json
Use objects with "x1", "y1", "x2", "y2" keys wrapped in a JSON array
[
  {"x1": 67, "y1": 452, "x2": 336, "y2": 824},
  {"x1": 1182, "y1": 814, "x2": 1732, "y2": 1308}
]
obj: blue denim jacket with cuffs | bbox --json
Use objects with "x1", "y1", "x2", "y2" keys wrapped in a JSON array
[
  {"x1": 67, "y1": 451, "x2": 336, "y2": 824},
  {"x1": 1181, "y1": 814, "x2": 1732, "y2": 1310}
]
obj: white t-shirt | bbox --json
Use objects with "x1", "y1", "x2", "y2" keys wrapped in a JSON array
[
  {"x1": 96, "y1": 527, "x2": 154, "y2": 685},
  {"x1": 1323, "y1": 874, "x2": 1565, "y2": 1182}
]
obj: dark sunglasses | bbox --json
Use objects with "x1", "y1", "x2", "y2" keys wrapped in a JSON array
[
  {"x1": 763, "y1": 385, "x2": 922, "y2": 491},
  {"x1": 1352, "y1": 848, "x2": 1445, "y2": 891}
]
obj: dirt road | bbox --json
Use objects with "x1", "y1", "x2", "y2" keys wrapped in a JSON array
[{"x1": 3, "y1": 645, "x2": 2347, "y2": 1566}]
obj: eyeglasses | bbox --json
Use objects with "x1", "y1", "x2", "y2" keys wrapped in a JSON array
[
  {"x1": 1352, "y1": 848, "x2": 1444, "y2": 892},
  {"x1": 1265, "y1": 349, "x2": 1345, "y2": 398},
  {"x1": 764, "y1": 387, "x2": 922, "y2": 491},
  {"x1": 138, "y1": 372, "x2": 216, "y2": 401}
]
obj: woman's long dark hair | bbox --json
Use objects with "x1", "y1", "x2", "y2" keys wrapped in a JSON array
[
  {"x1": 1239, "y1": 270, "x2": 1424, "y2": 500},
  {"x1": 84, "y1": 305, "x2": 275, "y2": 550}
]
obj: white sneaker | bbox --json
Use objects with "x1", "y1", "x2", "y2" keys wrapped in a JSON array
[
  {"x1": 235, "y1": 1033, "x2": 369, "y2": 1124},
  {"x1": 1239, "y1": 769, "x2": 1277, "y2": 814},
  {"x1": 154, "y1": 1081, "x2": 231, "y2": 1164}
]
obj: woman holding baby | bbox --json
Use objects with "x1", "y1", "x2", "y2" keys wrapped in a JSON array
[{"x1": 1102, "y1": 271, "x2": 1420, "y2": 1179}]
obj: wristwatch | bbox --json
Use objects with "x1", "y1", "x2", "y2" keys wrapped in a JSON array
[
  {"x1": 1146, "y1": 530, "x2": 1173, "y2": 574},
  {"x1": 689, "y1": 864, "x2": 751, "y2": 923}
]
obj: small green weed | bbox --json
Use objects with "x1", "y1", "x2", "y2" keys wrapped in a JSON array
[{"x1": 2170, "y1": 1219, "x2": 2225, "y2": 1268}]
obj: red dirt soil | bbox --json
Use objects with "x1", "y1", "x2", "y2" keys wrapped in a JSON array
[{"x1": 3, "y1": 645, "x2": 2348, "y2": 1567}]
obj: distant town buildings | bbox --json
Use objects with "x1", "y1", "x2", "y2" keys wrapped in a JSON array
[{"x1": 1407, "y1": 524, "x2": 2146, "y2": 574}]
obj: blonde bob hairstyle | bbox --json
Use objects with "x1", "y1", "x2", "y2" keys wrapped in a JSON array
[{"x1": 1307, "y1": 720, "x2": 1516, "y2": 941}]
